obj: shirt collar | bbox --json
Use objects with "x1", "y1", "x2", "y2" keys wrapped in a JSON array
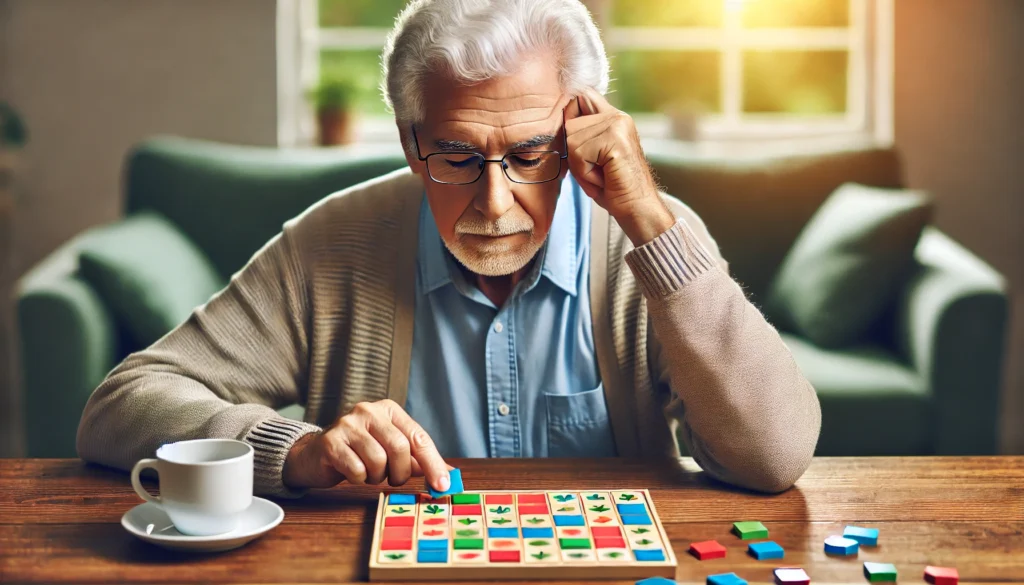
[{"x1": 418, "y1": 174, "x2": 580, "y2": 297}]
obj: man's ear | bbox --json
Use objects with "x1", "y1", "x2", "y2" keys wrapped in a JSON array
[{"x1": 398, "y1": 125, "x2": 426, "y2": 174}]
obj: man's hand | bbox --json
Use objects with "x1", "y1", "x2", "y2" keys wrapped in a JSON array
[
  {"x1": 564, "y1": 87, "x2": 677, "y2": 246},
  {"x1": 283, "y1": 399, "x2": 451, "y2": 492}
]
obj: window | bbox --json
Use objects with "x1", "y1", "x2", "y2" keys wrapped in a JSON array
[{"x1": 279, "y1": 0, "x2": 892, "y2": 146}]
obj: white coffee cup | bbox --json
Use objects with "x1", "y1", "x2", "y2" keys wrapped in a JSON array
[{"x1": 131, "y1": 438, "x2": 254, "y2": 536}]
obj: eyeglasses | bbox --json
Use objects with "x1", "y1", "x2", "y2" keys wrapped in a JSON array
[{"x1": 411, "y1": 111, "x2": 568, "y2": 185}]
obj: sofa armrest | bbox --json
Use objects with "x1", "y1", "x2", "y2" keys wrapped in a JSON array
[
  {"x1": 895, "y1": 227, "x2": 1008, "y2": 454},
  {"x1": 14, "y1": 237, "x2": 120, "y2": 458}
]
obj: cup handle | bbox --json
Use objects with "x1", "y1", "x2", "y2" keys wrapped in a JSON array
[{"x1": 131, "y1": 458, "x2": 161, "y2": 505}]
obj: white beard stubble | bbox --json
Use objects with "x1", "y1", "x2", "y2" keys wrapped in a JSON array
[{"x1": 443, "y1": 203, "x2": 544, "y2": 277}]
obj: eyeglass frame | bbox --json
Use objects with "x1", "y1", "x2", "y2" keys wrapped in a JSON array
[{"x1": 410, "y1": 108, "x2": 569, "y2": 185}]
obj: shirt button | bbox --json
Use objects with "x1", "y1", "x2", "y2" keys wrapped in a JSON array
[
  {"x1": 497, "y1": 403, "x2": 510, "y2": 416},
  {"x1": 494, "y1": 322, "x2": 504, "y2": 333}
]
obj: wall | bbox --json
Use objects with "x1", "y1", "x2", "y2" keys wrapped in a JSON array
[
  {"x1": 894, "y1": 0, "x2": 1024, "y2": 453},
  {"x1": 0, "y1": 0, "x2": 279, "y2": 456}
]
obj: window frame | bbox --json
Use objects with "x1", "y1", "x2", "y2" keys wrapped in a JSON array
[{"x1": 279, "y1": 0, "x2": 893, "y2": 147}]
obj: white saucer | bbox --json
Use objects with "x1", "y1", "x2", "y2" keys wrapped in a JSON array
[{"x1": 121, "y1": 497, "x2": 284, "y2": 552}]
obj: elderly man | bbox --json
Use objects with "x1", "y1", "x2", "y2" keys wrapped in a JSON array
[{"x1": 77, "y1": 0, "x2": 820, "y2": 497}]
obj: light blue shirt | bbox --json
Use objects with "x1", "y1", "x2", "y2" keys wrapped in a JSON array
[{"x1": 406, "y1": 175, "x2": 617, "y2": 458}]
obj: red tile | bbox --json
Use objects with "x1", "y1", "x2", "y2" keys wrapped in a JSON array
[
  {"x1": 384, "y1": 516, "x2": 415, "y2": 527},
  {"x1": 382, "y1": 526, "x2": 414, "y2": 540},
  {"x1": 489, "y1": 550, "x2": 521, "y2": 563},
  {"x1": 594, "y1": 537, "x2": 627, "y2": 549},
  {"x1": 925, "y1": 566, "x2": 959, "y2": 585},
  {"x1": 485, "y1": 494, "x2": 514, "y2": 505},
  {"x1": 418, "y1": 494, "x2": 448, "y2": 503},
  {"x1": 422, "y1": 517, "x2": 446, "y2": 525},
  {"x1": 518, "y1": 504, "x2": 549, "y2": 515},
  {"x1": 590, "y1": 526, "x2": 622, "y2": 537},
  {"x1": 380, "y1": 539, "x2": 412, "y2": 551},
  {"x1": 517, "y1": 494, "x2": 548, "y2": 504},
  {"x1": 689, "y1": 540, "x2": 726, "y2": 560},
  {"x1": 451, "y1": 504, "x2": 483, "y2": 516}
]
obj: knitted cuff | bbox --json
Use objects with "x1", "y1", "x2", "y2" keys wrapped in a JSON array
[
  {"x1": 244, "y1": 416, "x2": 322, "y2": 499},
  {"x1": 624, "y1": 218, "x2": 719, "y2": 297}
]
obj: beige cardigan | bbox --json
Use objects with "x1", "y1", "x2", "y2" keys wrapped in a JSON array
[{"x1": 77, "y1": 168, "x2": 821, "y2": 497}]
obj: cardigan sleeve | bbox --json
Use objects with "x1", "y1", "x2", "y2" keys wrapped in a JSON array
[
  {"x1": 624, "y1": 199, "x2": 821, "y2": 493},
  {"x1": 76, "y1": 215, "x2": 322, "y2": 498}
]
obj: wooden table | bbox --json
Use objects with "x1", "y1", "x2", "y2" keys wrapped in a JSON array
[{"x1": 2, "y1": 457, "x2": 1022, "y2": 584}]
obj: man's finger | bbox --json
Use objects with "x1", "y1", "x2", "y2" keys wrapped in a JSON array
[
  {"x1": 346, "y1": 428, "x2": 389, "y2": 484},
  {"x1": 321, "y1": 436, "x2": 366, "y2": 485},
  {"x1": 563, "y1": 94, "x2": 583, "y2": 121},
  {"x1": 388, "y1": 406, "x2": 450, "y2": 493},
  {"x1": 580, "y1": 86, "x2": 613, "y2": 114},
  {"x1": 366, "y1": 415, "x2": 413, "y2": 487}
]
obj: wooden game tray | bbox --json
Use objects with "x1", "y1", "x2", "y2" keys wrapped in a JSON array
[{"x1": 368, "y1": 488, "x2": 677, "y2": 581}]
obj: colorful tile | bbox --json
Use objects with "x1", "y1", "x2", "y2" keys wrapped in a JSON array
[
  {"x1": 630, "y1": 535, "x2": 663, "y2": 550},
  {"x1": 387, "y1": 493, "x2": 416, "y2": 505},
  {"x1": 417, "y1": 539, "x2": 447, "y2": 551},
  {"x1": 616, "y1": 503, "x2": 647, "y2": 515},
  {"x1": 487, "y1": 527, "x2": 518, "y2": 538},
  {"x1": 451, "y1": 493, "x2": 480, "y2": 504},
  {"x1": 382, "y1": 526, "x2": 414, "y2": 540},
  {"x1": 518, "y1": 504, "x2": 549, "y2": 515},
  {"x1": 452, "y1": 504, "x2": 483, "y2": 516},
  {"x1": 561, "y1": 549, "x2": 597, "y2": 562},
  {"x1": 864, "y1": 562, "x2": 898, "y2": 582},
  {"x1": 689, "y1": 540, "x2": 727, "y2": 560},
  {"x1": 521, "y1": 527, "x2": 554, "y2": 539},
  {"x1": 485, "y1": 493, "x2": 514, "y2": 505},
  {"x1": 844, "y1": 525, "x2": 879, "y2": 546},
  {"x1": 524, "y1": 547, "x2": 559, "y2": 562},
  {"x1": 520, "y1": 515, "x2": 552, "y2": 528},
  {"x1": 377, "y1": 550, "x2": 413, "y2": 564},
  {"x1": 426, "y1": 467, "x2": 463, "y2": 499},
  {"x1": 417, "y1": 549, "x2": 447, "y2": 563},
  {"x1": 924, "y1": 566, "x2": 959, "y2": 585},
  {"x1": 489, "y1": 550, "x2": 521, "y2": 563},
  {"x1": 517, "y1": 493, "x2": 548, "y2": 505},
  {"x1": 612, "y1": 491, "x2": 645, "y2": 503},
  {"x1": 598, "y1": 548, "x2": 630, "y2": 561},
  {"x1": 453, "y1": 538, "x2": 484, "y2": 550},
  {"x1": 774, "y1": 568, "x2": 810, "y2": 585},
  {"x1": 748, "y1": 541, "x2": 785, "y2": 560},
  {"x1": 595, "y1": 537, "x2": 627, "y2": 549},
  {"x1": 708, "y1": 573, "x2": 748, "y2": 585},
  {"x1": 732, "y1": 521, "x2": 769, "y2": 540},
  {"x1": 634, "y1": 549, "x2": 666, "y2": 562},
  {"x1": 383, "y1": 515, "x2": 414, "y2": 527},
  {"x1": 621, "y1": 514, "x2": 652, "y2": 526},
  {"x1": 559, "y1": 537, "x2": 592, "y2": 549},
  {"x1": 553, "y1": 515, "x2": 585, "y2": 526},
  {"x1": 384, "y1": 505, "x2": 415, "y2": 517},
  {"x1": 380, "y1": 539, "x2": 413, "y2": 551},
  {"x1": 453, "y1": 516, "x2": 483, "y2": 528},
  {"x1": 824, "y1": 535, "x2": 859, "y2": 556},
  {"x1": 590, "y1": 526, "x2": 622, "y2": 538}
]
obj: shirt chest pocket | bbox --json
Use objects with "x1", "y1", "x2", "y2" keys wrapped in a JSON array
[{"x1": 544, "y1": 383, "x2": 618, "y2": 458}]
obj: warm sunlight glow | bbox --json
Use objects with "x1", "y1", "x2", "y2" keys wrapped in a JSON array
[{"x1": 725, "y1": 0, "x2": 754, "y2": 13}]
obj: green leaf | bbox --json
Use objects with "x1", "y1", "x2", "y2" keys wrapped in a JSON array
[
  {"x1": 605, "y1": 551, "x2": 623, "y2": 558},
  {"x1": 528, "y1": 540, "x2": 550, "y2": 546},
  {"x1": 492, "y1": 517, "x2": 511, "y2": 525},
  {"x1": 532, "y1": 551, "x2": 550, "y2": 560},
  {"x1": 631, "y1": 528, "x2": 650, "y2": 534},
  {"x1": 391, "y1": 506, "x2": 410, "y2": 514},
  {"x1": 636, "y1": 539, "x2": 653, "y2": 545},
  {"x1": 553, "y1": 494, "x2": 575, "y2": 502},
  {"x1": 489, "y1": 506, "x2": 510, "y2": 514},
  {"x1": 568, "y1": 552, "x2": 587, "y2": 559},
  {"x1": 457, "y1": 518, "x2": 478, "y2": 525},
  {"x1": 385, "y1": 553, "x2": 406, "y2": 560},
  {"x1": 527, "y1": 517, "x2": 544, "y2": 524},
  {"x1": 557, "y1": 506, "x2": 575, "y2": 512},
  {"x1": 586, "y1": 494, "x2": 605, "y2": 501},
  {"x1": 589, "y1": 504, "x2": 610, "y2": 512},
  {"x1": 618, "y1": 494, "x2": 637, "y2": 501},
  {"x1": 456, "y1": 529, "x2": 479, "y2": 536},
  {"x1": 424, "y1": 504, "x2": 442, "y2": 515}
]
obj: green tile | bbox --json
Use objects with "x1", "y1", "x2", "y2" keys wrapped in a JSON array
[
  {"x1": 732, "y1": 521, "x2": 768, "y2": 540},
  {"x1": 864, "y1": 562, "x2": 898, "y2": 582},
  {"x1": 453, "y1": 538, "x2": 484, "y2": 550},
  {"x1": 559, "y1": 538, "x2": 592, "y2": 549},
  {"x1": 451, "y1": 493, "x2": 481, "y2": 504}
]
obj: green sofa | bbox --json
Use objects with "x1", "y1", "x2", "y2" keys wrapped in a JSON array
[{"x1": 15, "y1": 136, "x2": 1008, "y2": 458}]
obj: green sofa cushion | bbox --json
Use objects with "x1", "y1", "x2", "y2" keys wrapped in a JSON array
[
  {"x1": 764, "y1": 183, "x2": 932, "y2": 348},
  {"x1": 77, "y1": 212, "x2": 226, "y2": 347},
  {"x1": 781, "y1": 334, "x2": 932, "y2": 456}
]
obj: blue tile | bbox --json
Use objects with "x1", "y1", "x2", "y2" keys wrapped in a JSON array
[
  {"x1": 521, "y1": 527, "x2": 554, "y2": 538},
  {"x1": 427, "y1": 467, "x2": 464, "y2": 498},
  {"x1": 488, "y1": 527, "x2": 519, "y2": 538},
  {"x1": 843, "y1": 525, "x2": 879, "y2": 546},
  {"x1": 620, "y1": 514, "x2": 652, "y2": 525},
  {"x1": 616, "y1": 503, "x2": 647, "y2": 515},
  {"x1": 636, "y1": 578, "x2": 678, "y2": 585},
  {"x1": 418, "y1": 539, "x2": 447, "y2": 551},
  {"x1": 417, "y1": 549, "x2": 447, "y2": 563},
  {"x1": 707, "y1": 573, "x2": 748, "y2": 585},
  {"x1": 553, "y1": 515, "x2": 585, "y2": 526},
  {"x1": 634, "y1": 549, "x2": 666, "y2": 562},
  {"x1": 388, "y1": 493, "x2": 417, "y2": 505},
  {"x1": 748, "y1": 541, "x2": 785, "y2": 560}
]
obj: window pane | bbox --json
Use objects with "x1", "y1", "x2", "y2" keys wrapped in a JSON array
[
  {"x1": 742, "y1": 50, "x2": 847, "y2": 114},
  {"x1": 613, "y1": 0, "x2": 723, "y2": 27},
  {"x1": 610, "y1": 51, "x2": 720, "y2": 114},
  {"x1": 319, "y1": 50, "x2": 387, "y2": 115},
  {"x1": 319, "y1": 0, "x2": 408, "y2": 27},
  {"x1": 740, "y1": 0, "x2": 848, "y2": 28}
]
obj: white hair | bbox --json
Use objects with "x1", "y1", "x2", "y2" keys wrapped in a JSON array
[{"x1": 381, "y1": 0, "x2": 609, "y2": 131}]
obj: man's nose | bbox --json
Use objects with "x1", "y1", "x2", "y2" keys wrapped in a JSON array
[{"x1": 473, "y1": 160, "x2": 515, "y2": 221}]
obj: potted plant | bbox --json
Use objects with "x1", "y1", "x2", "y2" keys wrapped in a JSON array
[{"x1": 310, "y1": 73, "x2": 360, "y2": 146}]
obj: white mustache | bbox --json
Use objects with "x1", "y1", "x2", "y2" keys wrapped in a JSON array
[{"x1": 455, "y1": 212, "x2": 534, "y2": 237}]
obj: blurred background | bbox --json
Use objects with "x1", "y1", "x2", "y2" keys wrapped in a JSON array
[{"x1": 0, "y1": 0, "x2": 1020, "y2": 459}]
